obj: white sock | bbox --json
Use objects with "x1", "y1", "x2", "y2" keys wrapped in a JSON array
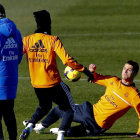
[
  {"x1": 56, "y1": 131, "x2": 65, "y2": 140},
  {"x1": 26, "y1": 123, "x2": 33, "y2": 132},
  {"x1": 40, "y1": 123, "x2": 45, "y2": 128}
]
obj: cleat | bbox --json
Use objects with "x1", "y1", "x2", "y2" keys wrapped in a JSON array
[
  {"x1": 50, "y1": 128, "x2": 59, "y2": 135},
  {"x1": 23, "y1": 120, "x2": 28, "y2": 126},
  {"x1": 19, "y1": 129, "x2": 29, "y2": 140},
  {"x1": 19, "y1": 123, "x2": 33, "y2": 140},
  {"x1": 34, "y1": 123, "x2": 45, "y2": 134},
  {"x1": 23, "y1": 121, "x2": 45, "y2": 134}
]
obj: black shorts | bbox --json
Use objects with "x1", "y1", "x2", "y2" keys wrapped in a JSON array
[{"x1": 34, "y1": 81, "x2": 75, "y2": 112}]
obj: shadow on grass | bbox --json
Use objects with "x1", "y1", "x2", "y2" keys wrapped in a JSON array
[{"x1": 39, "y1": 132, "x2": 136, "y2": 140}]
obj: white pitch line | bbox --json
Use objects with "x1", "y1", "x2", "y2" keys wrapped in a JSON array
[
  {"x1": 58, "y1": 32, "x2": 140, "y2": 37},
  {"x1": 19, "y1": 77, "x2": 30, "y2": 79},
  {"x1": 18, "y1": 77, "x2": 140, "y2": 82},
  {"x1": 23, "y1": 32, "x2": 140, "y2": 38}
]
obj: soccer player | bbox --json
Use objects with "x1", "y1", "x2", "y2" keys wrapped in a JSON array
[
  {"x1": 19, "y1": 10, "x2": 94, "y2": 140},
  {"x1": 31, "y1": 60, "x2": 140, "y2": 138},
  {"x1": 0, "y1": 4, "x2": 23, "y2": 140}
]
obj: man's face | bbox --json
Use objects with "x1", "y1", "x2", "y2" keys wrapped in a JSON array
[{"x1": 122, "y1": 63, "x2": 136, "y2": 80}]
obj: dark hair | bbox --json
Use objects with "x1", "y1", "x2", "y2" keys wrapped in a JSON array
[
  {"x1": 33, "y1": 10, "x2": 51, "y2": 34},
  {"x1": 0, "y1": 4, "x2": 6, "y2": 19},
  {"x1": 126, "y1": 60, "x2": 139, "y2": 73}
]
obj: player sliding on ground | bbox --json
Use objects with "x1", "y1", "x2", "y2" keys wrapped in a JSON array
[{"x1": 24, "y1": 60, "x2": 140, "y2": 138}]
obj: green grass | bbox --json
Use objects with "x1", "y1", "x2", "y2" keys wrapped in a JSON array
[{"x1": 1, "y1": 0, "x2": 140, "y2": 139}]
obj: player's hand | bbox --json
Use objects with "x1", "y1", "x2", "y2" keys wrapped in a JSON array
[
  {"x1": 130, "y1": 134, "x2": 140, "y2": 138},
  {"x1": 83, "y1": 67, "x2": 94, "y2": 82},
  {"x1": 89, "y1": 64, "x2": 97, "y2": 73}
]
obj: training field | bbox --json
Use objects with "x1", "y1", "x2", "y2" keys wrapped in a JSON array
[{"x1": 1, "y1": 0, "x2": 140, "y2": 139}]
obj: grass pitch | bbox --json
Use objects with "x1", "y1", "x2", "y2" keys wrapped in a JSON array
[{"x1": 1, "y1": 0, "x2": 140, "y2": 139}]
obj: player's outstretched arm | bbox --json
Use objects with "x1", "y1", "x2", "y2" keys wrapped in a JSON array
[
  {"x1": 89, "y1": 64, "x2": 97, "y2": 73},
  {"x1": 83, "y1": 67, "x2": 94, "y2": 82}
]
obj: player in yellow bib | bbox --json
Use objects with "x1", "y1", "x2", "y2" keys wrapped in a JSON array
[{"x1": 31, "y1": 60, "x2": 140, "y2": 138}]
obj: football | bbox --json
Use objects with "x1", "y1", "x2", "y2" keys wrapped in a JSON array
[{"x1": 64, "y1": 66, "x2": 83, "y2": 82}]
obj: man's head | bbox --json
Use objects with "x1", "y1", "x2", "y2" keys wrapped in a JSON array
[
  {"x1": 33, "y1": 10, "x2": 51, "y2": 34},
  {"x1": 0, "y1": 4, "x2": 6, "y2": 19},
  {"x1": 122, "y1": 60, "x2": 139, "y2": 82}
]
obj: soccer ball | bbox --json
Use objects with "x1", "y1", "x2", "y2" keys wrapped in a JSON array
[{"x1": 64, "y1": 66, "x2": 83, "y2": 82}]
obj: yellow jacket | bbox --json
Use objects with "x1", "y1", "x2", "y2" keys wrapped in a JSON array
[
  {"x1": 23, "y1": 33, "x2": 84, "y2": 88},
  {"x1": 92, "y1": 73, "x2": 140, "y2": 134}
]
